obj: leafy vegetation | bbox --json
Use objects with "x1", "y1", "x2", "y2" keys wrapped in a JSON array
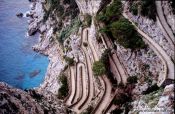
[
  {"x1": 96, "y1": 0, "x2": 146, "y2": 50},
  {"x1": 101, "y1": 49, "x2": 117, "y2": 85},
  {"x1": 127, "y1": 76, "x2": 138, "y2": 84},
  {"x1": 81, "y1": 106, "x2": 94, "y2": 114},
  {"x1": 142, "y1": 84, "x2": 160, "y2": 95},
  {"x1": 141, "y1": 89, "x2": 163, "y2": 108},
  {"x1": 111, "y1": 18, "x2": 146, "y2": 49},
  {"x1": 170, "y1": 0, "x2": 175, "y2": 14},
  {"x1": 113, "y1": 92, "x2": 132, "y2": 106},
  {"x1": 83, "y1": 42, "x2": 88, "y2": 47},
  {"x1": 92, "y1": 60, "x2": 106, "y2": 76},
  {"x1": 83, "y1": 14, "x2": 92, "y2": 27},
  {"x1": 58, "y1": 74, "x2": 69, "y2": 99},
  {"x1": 96, "y1": 0, "x2": 122, "y2": 23},
  {"x1": 140, "y1": 0, "x2": 156, "y2": 21},
  {"x1": 111, "y1": 108, "x2": 123, "y2": 114},
  {"x1": 129, "y1": 2, "x2": 138, "y2": 15},
  {"x1": 57, "y1": 17, "x2": 82, "y2": 44},
  {"x1": 64, "y1": 56, "x2": 75, "y2": 66}
]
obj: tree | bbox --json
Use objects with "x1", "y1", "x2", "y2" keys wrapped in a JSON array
[
  {"x1": 84, "y1": 14, "x2": 92, "y2": 27},
  {"x1": 92, "y1": 61, "x2": 106, "y2": 76},
  {"x1": 110, "y1": 18, "x2": 146, "y2": 50},
  {"x1": 58, "y1": 74, "x2": 69, "y2": 99},
  {"x1": 64, "y1": 56, "x2": 75, "y2": 66},
  {"x1": 111, "y1": 108, "x2": 123, "y2": 114},
  {"x1": 127, "y1": 76, "x2": 138, "y2": 84},
  {"x1": 142, "y1": 84, "x2": 159, "y2": 95},
  {"x1": 140, "y1": 0, "x2": 156, "y2": 21}
]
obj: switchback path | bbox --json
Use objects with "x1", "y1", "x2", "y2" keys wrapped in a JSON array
[
  {"x1": 123, "y1": 11, "x2": 174, "y2": 86},
  {"x1": 156, "y1": 1, "x2": 175, "y2": 46},
  {"x1": 86, "y1": 20, "x2": 112, "y2": 114},
  {"x1": 66, "y1": 66, "x2": 76, "y2": 106}
]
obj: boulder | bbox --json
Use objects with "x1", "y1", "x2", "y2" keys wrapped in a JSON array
[{"x1": 16, "y1": 13, "x2": 23, "y2": 18}]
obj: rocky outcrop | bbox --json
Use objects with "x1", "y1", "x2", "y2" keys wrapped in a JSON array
[
  {"x1": 130, "y1": 84, "x2": 174, "y2": 114},
  {"x1": 28, "y1": 0, "x2": 65, "y2": 94},
  {"x1": 75, "y1": 0, "x2": 102, "y2": 15},
  {"x1": 0, "y1": 82, "x2": 66, "y2": 114}
]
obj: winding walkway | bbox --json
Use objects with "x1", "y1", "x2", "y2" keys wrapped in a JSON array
[
  {"x1": 71, "y1": 62, "x2": 87, "y2": 113},
  {"x1": 123, "y1": 11, "x2": 174, "y2": 86},
  {"x1": 85, "y1": 20, "x2": 112, "y2": 114},
  {"x1": 156, "y1": 1, "x2": 175, "y2": 46},
  {"x1": 98, "y1": 23, "x2": 128, "y2": 84},
  {"x1": 66, "y1": 66, "x2": 76, "y2": 106}
]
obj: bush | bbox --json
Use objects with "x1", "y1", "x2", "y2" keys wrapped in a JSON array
[
  {"x1": 142, "y1": 84, "x2": 159, "y2": 95},
  {"x1": 83, "y1": 42, "x2": 88, "y2": 47},
  {"x1": 97, "y1": 0, "x2": 146, "y2": 50},
  {"x1": 84, "y1": 14, "x2": 92, "y2": 27},
  {"x1": 127, "y1": 76, "x2": 138, "y2": 84},
  {"x1": 92, "y1": 61, "x2": 106, "y2": 76},
  {"x1": 113, "y1": 93, "x2": 130, "y2": 105},
  {"x1": 111, "y1": 108, "x2": 123, "y2": 114},
  {"x1": 171, "y1": 0, "x2": 175, "y2": 14},
  {"x1": 96, "y1": 0, "x2": 122, "y2": 23},
  {"x1": 64, "y1": 56, "x2": 75, "y2": 66},
  {"x1": 110, "y1": 18, "x2": 146, "y2": 50},
  {"x1": 82, "y1": 106, "x2": 94, "y2": 114},
  {"x1": 129, "y1": 2, "x2": 138, "y2": 15},
  {"x1": 58, "y1": 74, "x2": 69, "y2": 99},
  {"x1": 140, "y1": 0, "x2": 156, "y2": 21}
]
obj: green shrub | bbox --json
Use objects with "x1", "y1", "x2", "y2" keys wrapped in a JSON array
[
  {"x1": 84, "y1": 14, "x2": 92, "y2": 27},
  {"x1": 129, "y1": 2, "x2": 138, "y2": 15},
  {"x1": 142, "y1": 84, "x2": 159, "y2": 95},
  {"x1": 97, "y1": 0, "x2": 146, "y2": 50},
  {"x1": 82, "y1": 106, "x2": 94, "y2": 114},
  {"x1": 111, "y1": 108, "x2": 123, "y2": 114},
  {"x1": 110, "y1": 18, "x2": 146, "y2": 50},
  {"x1": 64, "y1": 56, "x2": 75, "y2": 66},
  {"x1": 58, "y1": 74, "x2": 69, "y2": 99},
  {"x1": 99, "y1": 27, "x2": 110, "y2": 33},
  {"x1": 113, "y1": 93, "x2": 130, "y2": 105},
  {"x1": 127, "y1": 76, "x2": 138, "y2": 84},
  {"x1": 171, "y1": 0, "x2": 175, "y2": 14},
  {"x1": 96, "y1": 0, "x2": 122, "y2": 23},
  {"x1": 92, "y1": 61, "x2": 106, "y2": 76},
  {"x1": 83, "y1": 42, "x2": 88, "y2": 47},
  {"x1": 140, "y1": 0, "x2": 156, "y2": 21}
]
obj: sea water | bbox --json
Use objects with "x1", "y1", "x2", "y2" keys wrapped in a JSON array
[{"x1": 0, "y1": 0, "x2": 48, "y2": 89}]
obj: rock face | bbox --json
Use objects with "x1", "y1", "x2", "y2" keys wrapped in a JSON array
[
  {"x1": 75, "y1": 0, "x2": 102, "y2": 15},
  {"x1": 16, "y1": 12, "x2": 23, "y2": 17},
  {"x1": 0, "y1": 82, "x2": 43, "y2": 114},
  {"x1": 28, "y1": 0, "x2": 66, "y2": 94},
  {"x1": 130, "y1": 84, "x2": 174, "y2": 114},
  {"x1": 0, "y1": 82, "x2": 66, "y2": 114}
]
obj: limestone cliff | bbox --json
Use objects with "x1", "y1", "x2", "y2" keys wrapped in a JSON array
[
  {"x1": 0, "y1": 82, "x2": 66, "y2": 114},
  {"x1": 0, "y1": 0, "x2": 174, "y2": 114}
]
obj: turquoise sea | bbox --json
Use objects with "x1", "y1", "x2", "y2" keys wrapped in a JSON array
[{"x1": 0, "y1": 0, "x2": 48, "y2": 89}]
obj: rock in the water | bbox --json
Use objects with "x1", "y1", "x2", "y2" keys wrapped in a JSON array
[
  {"x1": 16, "y1": 13, "x2": 23, "y2": 17},
  {"x1": 28, "y1": 0, "x2": 36, "y2": 2},
  {"x1": 28, "y1": 27, "x2": 38, "y2": 36}
]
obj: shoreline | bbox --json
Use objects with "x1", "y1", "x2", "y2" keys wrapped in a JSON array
[{"x1": 28, "y1": 0, "x2": 65, "y2": 94}]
